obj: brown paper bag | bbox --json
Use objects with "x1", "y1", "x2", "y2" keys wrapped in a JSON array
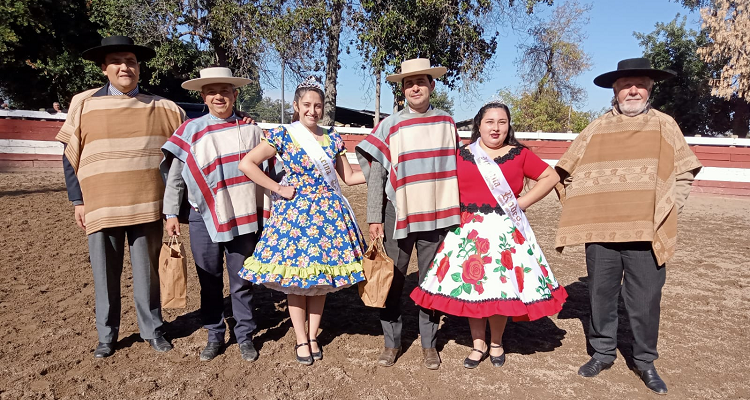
[
  {"x1": 358, "y1": 237, "x2": 394, "y2": 308},
  {"x1": 158, "y1": 236, "x2": 188, "y2": 309}
]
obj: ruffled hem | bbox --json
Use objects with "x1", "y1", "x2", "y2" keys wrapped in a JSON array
[
  {"x1": 409, "y1": 285, "x2": 567, "y2": 322},
  {"x1": 263, "y1": 282, "x2": 353, "y2": 296},
  {"x1": 238, "y1": 258, "x2": 365, "y2": 289}
]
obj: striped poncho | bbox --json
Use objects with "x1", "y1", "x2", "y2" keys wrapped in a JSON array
[
  {"x1": 161, "y1": 115, "x2": 268, "y2": 243},
  {"x1": 56, "y1": 88, "x2": 185, "y2": 235},
  {"x1": 356, "y1": 108, "x2": 461, "y2": 239}
]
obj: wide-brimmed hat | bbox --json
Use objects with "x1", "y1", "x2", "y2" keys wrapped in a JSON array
[
  {"x1": 386, "y1": 58, "x2": 447, "y2": 83},
  {"x1": 594, "y1": 58, "x2": 676, "y2": 88},
  {"x1": 181, "y1": 67, "x2": 252, "y2": 91},
  {"x1": 82, "y1": 36, "x2": 156, "y2": 64}
]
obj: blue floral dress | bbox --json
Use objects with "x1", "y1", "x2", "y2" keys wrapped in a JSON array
[{"x1": 238, "y1": 125, "x2": 366, "y2": 295}]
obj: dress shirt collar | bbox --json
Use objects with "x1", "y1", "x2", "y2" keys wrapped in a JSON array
[{"x1": 108, "y1": 84, "x2": 139, "y2": 97}]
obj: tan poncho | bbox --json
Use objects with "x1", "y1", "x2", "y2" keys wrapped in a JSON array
[
  {"x1": 555, "y1": 108, "x2": 702, "y2": 265},
  {"x1": 56, "y1": 88, "x2": 185, "y2": 235}
]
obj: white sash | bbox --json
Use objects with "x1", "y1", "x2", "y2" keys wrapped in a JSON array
[
  {"x1": 469, "y1": 141, "x2": 536, "y2": 242},
  {"x1": 285, "y1": 122, "x2": 358, "y2": 223}
]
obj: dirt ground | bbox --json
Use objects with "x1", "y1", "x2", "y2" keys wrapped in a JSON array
[{"x1": 0, "y1": 170, "x2": 748, "y2": 400}]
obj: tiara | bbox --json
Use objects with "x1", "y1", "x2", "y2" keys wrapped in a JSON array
[
  {"x1": 297, "y1": 76, "x2": 324, "y2": 92},
  {"x1": 482, "y1": 97, "x2": 507, "y2": 108}
]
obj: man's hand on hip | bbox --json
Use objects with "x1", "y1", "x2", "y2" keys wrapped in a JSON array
[
  {"x1": 165, "y1": 217, "x2": 181, "y2": 236},
  {"x1": 74, "y1": 205, "x2": 86, "y2": 231}
]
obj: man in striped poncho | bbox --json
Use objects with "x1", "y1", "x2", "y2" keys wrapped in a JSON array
[
  {"x1": 161, "y1": 67, "x2": 268, "y2": 362},
  {"x1": 356, "y1": 58, "x2": 461, "y2": 370},
  {"x1": 57, "y1": 36, "x2": 186, "y2": 358}
]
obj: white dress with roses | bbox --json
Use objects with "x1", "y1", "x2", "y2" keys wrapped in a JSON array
[{"x1": 410, "y1": 145, "x2": 567, "y2": 321}]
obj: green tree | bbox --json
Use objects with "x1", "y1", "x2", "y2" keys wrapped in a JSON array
[
  {"x1": 242, "y1": 96, "x2": 292, "y2": 123},
  {"x1": 352, "y1": 0, "x2": 552, "y2": 118},
  {"x1": 516, "y1": 0, "x2": 592, "y2": 105},
  {"x1": 499, "y1": 88, "x2": 594, "y2": 133},
  {"x1": 672, "y1": 0, "x2": 750, "y2": 137},
  {"x1": 672, "y1": 0, "x2": 712, "y2": 10},
  {"x1": 0, "y1": 0, "x2": 104, "y2": 108},
  {"x1": 429, "y1": 90, "x2": 454, "y2": 116},
  {"x1": 635, "y1": 16, "x2": 733, "y2": 136},
  {"x1": 89, "y1": 0, "x2": 279, "y2": 106},
  {"x1": 697, "y1": 0, "x2": 749, "y2": 137},
  {"x1": 499, "y1": 0, "x2": 593, "y2": 133}
]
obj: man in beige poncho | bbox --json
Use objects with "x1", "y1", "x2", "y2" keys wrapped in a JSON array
[
  {"x1": 57, "y1": 36, "x2": 186, "y2": 358},
  {"x1": 555, "y1": 58, "x2": 702, "y2": 394}
]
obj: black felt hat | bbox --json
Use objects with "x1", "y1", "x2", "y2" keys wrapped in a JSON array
[
  {"x1": 82, "y1": 36, "x2": 156, "y2": 64},
  {"x1": 593, "y1": 58, "x2": 676, "y2": 88}
]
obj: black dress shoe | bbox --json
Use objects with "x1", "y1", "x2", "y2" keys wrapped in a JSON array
[
  {"x1": 200, "y1": 342, "x2": 223, "y2": 361},
  {"x1": 94, "y1": 342, "x2": 115, "y2": 358},
  {"x1": 146, "y1": 336, "x2": 173, "y2": 353},
  {"x1": 309, "y1": 339, "x2": 323, "y2": 361},
  {"x1": 239, "y1": 341, "x2": 259, "y2": 362},
  {"x1": 294, "y1": 343, "x2": 313, "y2": 366},
  {"x1": 637, "y1": 367, "x2": 668, "y2": 394},
  {"x1": 463, "y1": 348, "x2": 489, "y2": 369},
  {"x1": 578, "y1": 357, "x2": 613, "y2": 377},
  {"x1": 489, "y1": 344, "x2": 505, "y2": 367}
]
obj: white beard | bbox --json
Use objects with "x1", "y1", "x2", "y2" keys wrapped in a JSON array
[{"x1": 618, "y1": 98, "x2": 649, "y2": 116}]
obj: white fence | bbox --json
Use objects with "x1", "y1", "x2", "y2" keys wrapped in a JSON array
[{"x1": 3, "y1": 109, "x2": 749, "y2": 146}]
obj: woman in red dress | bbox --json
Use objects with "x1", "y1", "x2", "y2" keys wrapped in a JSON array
[{"x1": 411, "y1": 102, "x2": 567, "y2": 368}]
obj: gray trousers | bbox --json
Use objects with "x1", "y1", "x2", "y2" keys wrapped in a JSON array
[
  {"x1": 381, "y1": 202, "x2": 445, "y2": 349},
  {"x1": 585, "y1": 242, "x2": 666, "y2": 371},
  {"x1": 87, "y1": 220, "x2": 164, "y2": 343},
  {"x1": 188, "y1": 208, "x2": 258, "y2": 344}
]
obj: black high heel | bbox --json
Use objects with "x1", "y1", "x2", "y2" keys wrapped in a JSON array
[
  {"x1": 294, "y1": 343, "x2": 313, "y2": 365},
  {"x1": 309, "y1": 339, "x2": 323, "y2": 361},
  {"x1": 463, "y1": 347, "x2": 489, "y2": 369},
  {"x1": 489, "y1": 344, "x2": 505, "y2": 367}
]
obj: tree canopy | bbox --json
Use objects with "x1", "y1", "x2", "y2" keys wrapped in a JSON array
[
  {"x1": 499, "y1": 88, "x2": 596, "y2": 133},
  {"x1": 242, "y1": 96, "x2": 292, "y2": 123},
  {"x1": 429, "y1": 90, "x2": 455, "y2": 116},
  {"x1": 352, "y1": 0, "x2": 552, "y2": 118},
  {"x1": 697, "y1": 0, "x2": 749, "y2": 102},
  {"x1": 635, "y1": 16, "x2": 734, "y2": 136},
  {"x1": 498, "y1": 0, "x2": 594, "y2": 133},
  {"x1": 516, "y1": 0, "x2": 592, "y2": 105},
  {"x1": 0, "y1": 0, "x2": 103, "y2": 108}
]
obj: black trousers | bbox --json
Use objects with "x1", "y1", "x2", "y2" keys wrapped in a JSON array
[
  {"x1": 380, "y1": 202, "x2": 445, "y2": 349},
  {"x1": 188, "y1": 209, "x2": 259, "y2": 344},
  {"x1": 585, "y1": 242, "x2": 666, "y2": 371}
]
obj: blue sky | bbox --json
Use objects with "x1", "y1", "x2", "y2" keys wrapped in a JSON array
[{"x1": 265, "y1": 0, "x2": 702, "y2": 122}]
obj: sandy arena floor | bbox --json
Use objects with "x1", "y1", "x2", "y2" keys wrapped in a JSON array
[{"x1": 0, "y1": 170, "x2": 748, "y2": 399}]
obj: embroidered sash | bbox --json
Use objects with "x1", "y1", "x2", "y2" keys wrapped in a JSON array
[
  {"x1": 285, "y1": 122, "x2": 357, "y2": 223},
  {"x1": 469, "y1": 141, "x2": 536, "y2": 243}
]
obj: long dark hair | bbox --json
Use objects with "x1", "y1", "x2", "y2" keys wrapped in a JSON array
[
  {"x1": 291, "y1": 86, "x2": 325, "y2": 122},
  {"x1": 470, "y1": 102, "x2": 525, "y2": 148}
]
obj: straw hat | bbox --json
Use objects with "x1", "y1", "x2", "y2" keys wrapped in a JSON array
[
  {"x1": 181, "y1": 67, "x2": 252, "y2": 91},
  {"x1": 386, "y1": 58, "x2": 447, "y2": 83}
]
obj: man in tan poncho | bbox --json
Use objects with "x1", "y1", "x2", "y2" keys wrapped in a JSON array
[
  {"x1": 555, "y1": 58, "x2": 702, "y2": 394},
  {"x1": 57, "y1": 36, "x2": 185, "y2": 358}
]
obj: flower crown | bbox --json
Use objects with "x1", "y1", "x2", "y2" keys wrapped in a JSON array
[{"x1": 297, "y1": 76, "x2": 324, "y2": 92}]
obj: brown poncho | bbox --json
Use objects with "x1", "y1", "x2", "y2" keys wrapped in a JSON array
[
  {"x1": 555, "y1": 108, "x2": 702, "y2": 265},
  {"x1": 56, "y1": 88, "x2": 185, "y2": 235}
]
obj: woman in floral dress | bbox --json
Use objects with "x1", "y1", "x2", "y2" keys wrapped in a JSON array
[
  {"x1": 238, "y1": 77, "x2": 366, "y2": 365},
  {"x1": 410, "y1": 102, "x2": 567, "y2": 369}
]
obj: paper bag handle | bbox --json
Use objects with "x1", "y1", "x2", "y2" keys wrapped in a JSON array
[
  {"x1": 373, "y1": 236, "x2": 387, "y2": 256},
  {"x1": 167, "y1": 235, "x2": 180, "y2": 248}
]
